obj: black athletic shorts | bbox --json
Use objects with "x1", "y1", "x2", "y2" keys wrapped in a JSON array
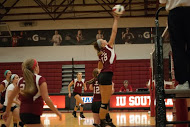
[
  {"x1": 1, "y1": 96, "x2": 5, "y2": 105},
  {"x1": 20, "y1": 113, "x2": 41, "y2": 124},
  {"x1": 3, "y1": 105, "x2": 17, "y2": 112},
  {"x1": 98, "y1": 72, "x2": 113, "y2": 85},
  {"x1": 92, "y1": 101, "x2": 101, "y2": 113},
  {"x1": 73, "y1": 92, "x2": 81, "y2": 97}
]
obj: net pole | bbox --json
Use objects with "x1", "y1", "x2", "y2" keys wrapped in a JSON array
[
  {"x1": 150, "y1": 48, "x2": 156, "y2": 117},
  {"x1": 155, "y1": 7, "x2": 166, "y2": 127}
]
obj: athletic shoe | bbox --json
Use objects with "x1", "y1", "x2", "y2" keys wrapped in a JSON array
[
  {"x1": 106, "y1": 113, "x2": 112, "y2": 122},
  {"x1": 93, "y1": 123, "x2": 101, "y2": 127},
  {"x1": 100, "y1": 119, "x2": 116, "y2": 127},
  {"x1": 72, "y1": 111, "x2": 77, "y2": 118},
  {"x1": 80, "y1": 112, "x2": 85, "y2": 118}
]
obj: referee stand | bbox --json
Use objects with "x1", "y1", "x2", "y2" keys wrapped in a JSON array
[{"x1": 155, "y1": 7, "x2": 190, "y2": 127}]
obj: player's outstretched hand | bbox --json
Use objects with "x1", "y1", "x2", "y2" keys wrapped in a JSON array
[{"x1": 112, "y1": 12, "x2": 120, "y2": 19}]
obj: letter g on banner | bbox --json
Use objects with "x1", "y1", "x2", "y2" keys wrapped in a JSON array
[
  {"x1": 32, "y1": 34, "x2": 39, "y2": 41},
  {"x1": 143, "y1": 31, "x2": 150, "y2": 39}
]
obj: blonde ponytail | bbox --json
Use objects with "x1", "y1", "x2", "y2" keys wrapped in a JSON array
[{"x1": 21, "y1": 59, "x2": 37, "y2": 96}]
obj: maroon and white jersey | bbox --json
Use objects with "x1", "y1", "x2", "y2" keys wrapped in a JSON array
[
  {"x1": 0, "y1": 80, "x2": 9, "y2": 98},
  {"x1": 92, "y1": 79, "x2": 101, "y2": 102},
  {"x1": 18, "y1": 74, "x2": 46, "y2": 116},
  {"x1": 73, "y1": 78, "x2": 85, "y2": 94},
  {"x1": 99, "y1": 45, "x2": 116, "y2": 72}
]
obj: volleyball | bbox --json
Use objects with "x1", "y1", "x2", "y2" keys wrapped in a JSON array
[{"x1": 112, "y1": 5, "x2": 125, "y2": 15}]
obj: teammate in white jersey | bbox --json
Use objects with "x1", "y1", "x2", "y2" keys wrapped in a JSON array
[
  {"x1": 2, "y1": 74, "x2": 24, "y2": 127},
  {"x1": 0, "y1": 70, "x2": 12, "y2": 109}
]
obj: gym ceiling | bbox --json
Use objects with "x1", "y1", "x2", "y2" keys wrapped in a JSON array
[{"x1": 0, "y1": 0, "x2": 167, "y2": 22}]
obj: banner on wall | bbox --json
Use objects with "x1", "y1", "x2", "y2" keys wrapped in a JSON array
[
  {"x1": 110, "y1": 94, "x2": 173, "y2": 108},
  {"x1": 81, "y1": 96, "x2": 93, "y2": 103},
  {"x1": 0, "y1": 27, "x2": 165, "y2": 47},
  {"x1": 43, "y1": 95, "x2": 65, "y2": 109},
  {"x1": 43, "y1": 94, "x2": 173, "y2": 109}
]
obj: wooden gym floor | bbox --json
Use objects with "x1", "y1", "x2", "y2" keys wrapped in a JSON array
[{"x1": 0, "y1": 111, "x2": 173, "y2": 127}]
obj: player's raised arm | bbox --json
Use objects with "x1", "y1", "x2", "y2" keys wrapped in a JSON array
[{"x1": 108, "y1": 14, "x2": 120, "y2": 47}]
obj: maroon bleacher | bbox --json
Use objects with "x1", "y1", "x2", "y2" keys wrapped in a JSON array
[
  {"x1": 0, "y1": 59, "x2": 170, "y2": 93},
  {"x1": 84, "y1": 59, "x2": 150, "y2": 92}
]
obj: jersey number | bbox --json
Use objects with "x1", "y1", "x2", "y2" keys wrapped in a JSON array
[
  {"x1": 77, "y1": 83, "x2": 82, "y2": 87},
  {"x1": 94, "y1": 86, "x2": 100, "y2": 94},
  {"x1": 20, "y1": 84, "x2": 25, "y2": 90},
  {"x1": 101, "y1": 52, "x2": 108, "y2": 63}
]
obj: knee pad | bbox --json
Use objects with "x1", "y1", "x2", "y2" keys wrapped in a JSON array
[
  {"x1": 101, "y1": 103, "x2": 108, "y2": 110},
  {"x1": 80, "y1": 104, "x2": 84, "y2": 107},
  {"x1": 75, "y1": 105, "x2": 80, "y2": 109}
]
